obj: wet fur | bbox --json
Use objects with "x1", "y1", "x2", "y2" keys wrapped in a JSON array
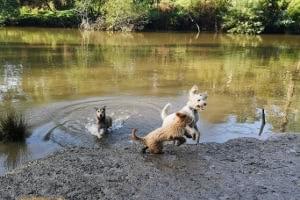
[
  {"x1": 131, "y1": 113, "x2": 192, "y2": 154},
  {"x1": 161, "y1": 85, "x2": 208, "y2": 144},
  {"x1": 95, "y1": 106, "x2": 112, "y2": 138}
]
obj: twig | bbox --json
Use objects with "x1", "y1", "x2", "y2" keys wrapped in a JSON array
[
  {"x1": 43, "y1": 120, "x2": 72, "y2": 141},
  {"x1": 259, "y1": 108, "x2": 265, "y2": 136},
  {"x1": 188, "y1": 14, "x2": 200, "y2": 33}
]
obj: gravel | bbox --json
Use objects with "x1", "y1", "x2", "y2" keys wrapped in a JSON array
[{"x1": 0, "y1": 135, "x2": 299, "y2": 200}]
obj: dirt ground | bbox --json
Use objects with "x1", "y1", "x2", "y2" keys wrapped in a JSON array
[{"x1": 0, "y1": 135, "x2": 299, "y2": 200}]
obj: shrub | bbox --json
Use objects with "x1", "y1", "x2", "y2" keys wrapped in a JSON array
[
  {"x1": 287, "y1": 0, "x2": 300, "y2": 33},
  {"x1": 147, "y1": 0, "x2": 230, "y2": 31},
  {"x1": 222, "y1": 0, "x2": 294, "y2": 34},
  {"x1": 147, "y1": 1, "x2": 184, "y2": 30},
  {"x1": 256, "y1": 0, "x2": 293, "y2": 33},
  {"x1": 178, "y1": 0, "x2": 230, "y2": 31},
  {"x1": 222, "y1": 6, "x2": 264, "y2": 34},
  {"x1": 0, "y1": 110, "x2": 29, "y2": 142},
  {"x1": 101, "y1": 0, "x2": 150, "y2": 31},
  {"x1": 53, "y1": 0, "x2": 75, "y2": 10},
  {"x1": 0, "y1": 0, "x2": 20, "y2": 25},
  {"x1": 15, "y1": 8, "x2": 80, "y2": 27}
]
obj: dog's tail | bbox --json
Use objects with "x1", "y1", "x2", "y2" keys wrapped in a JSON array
[
  {"x1": 131, "y1": 129, "x2": 145, "y2": 144},
  {"x1": 161, "y1": 103, "x2": 171, "y2": 120}
]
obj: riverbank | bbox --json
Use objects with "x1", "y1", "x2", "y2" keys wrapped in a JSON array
[
  {"x1": 0, "y1": 134, "x2": 299, "y2": 200},
  {"x1": 1, "y1": 0, "x2": 299, "y2": 34}
]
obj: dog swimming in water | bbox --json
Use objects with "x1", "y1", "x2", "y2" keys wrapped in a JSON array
[{"x1": 93, "y1": 106, "x2": 112, "y2": 139}]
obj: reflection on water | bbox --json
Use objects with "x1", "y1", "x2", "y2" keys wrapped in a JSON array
[
  {"x1": 0, "y1": 142, "x2": 29, "y2": 171},
  {"x1": 0, "y1": 64, "x2": 27, "y2": 101},
  {"x1": 0, "y1": 28, "x2": 299, "y2": 175}
]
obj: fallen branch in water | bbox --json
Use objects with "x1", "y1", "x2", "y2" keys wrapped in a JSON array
[
  {"x1": 188, "y1": 14, "x2": 200, "y2": 33},
  {"x1": 43, "y1": 120, "x2": 72, "y2": 141},
  {"x1": 259, "y1": 108, "x2": 265, "y2": 136}
]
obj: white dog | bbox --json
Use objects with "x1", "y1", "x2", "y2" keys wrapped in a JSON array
[{"x1": 161, "y1": 85, "x2": 208, "y2": 144}]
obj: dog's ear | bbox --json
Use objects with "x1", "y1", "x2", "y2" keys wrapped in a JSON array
[
  {"x1": 176, "y1": 112, "x2": 187, "y2": 119},
  {"x1": 101, "y1": 106, "x2": 106, "y2": 110},
  {"x1": 94, "y1": 107, "x2": 99, "y2": 111},
  {"x1": 189, "y1": 85, "x2": 199, "y2": 96}
]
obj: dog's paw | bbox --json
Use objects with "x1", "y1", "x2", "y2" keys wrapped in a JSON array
[{"x1": 192, "y1": 133, "x2": 197, "y2": 140}]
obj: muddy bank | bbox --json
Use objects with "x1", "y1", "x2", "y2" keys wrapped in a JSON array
[{"x1": 0, "y1": 135, "x2": 299, "y2": 200}]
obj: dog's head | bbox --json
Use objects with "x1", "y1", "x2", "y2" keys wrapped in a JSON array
[
  {"x1": 187, "y1": 85, "x2": 208, "y2": 111},
  {"x1": 95, "y1": 106, "x2": 106, "y2": 120},
  {"x1": 175, "y1": 112, "x2": 192, "y2": 126}
]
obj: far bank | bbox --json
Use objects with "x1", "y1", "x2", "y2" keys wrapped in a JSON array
[{"x1": 1, "y1": 0, "x2": 300, "y2": 34}]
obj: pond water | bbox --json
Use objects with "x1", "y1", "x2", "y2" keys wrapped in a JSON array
[{"x1": 0, "y1": 27, "x2": 299, "y2": 175}]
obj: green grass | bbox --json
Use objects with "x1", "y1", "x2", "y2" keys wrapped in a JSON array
[{"x1": 0, "y1": 110, "x2": 29, "y2": 142}]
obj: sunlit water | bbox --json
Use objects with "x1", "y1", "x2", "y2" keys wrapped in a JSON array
[{"x1": 0, "y1": 28, "x2": 299, "y2": 175}]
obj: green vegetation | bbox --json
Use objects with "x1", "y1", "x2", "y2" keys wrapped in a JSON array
[
  {"x1": 0, "y1": 0, "x2": 299, "y2": 33},
  {"x1": 0, "y1": 109, "x2": 29, "y2": 142},
  {"x1": 16, "y1": 7, "x2": 80, "y2": 27}
]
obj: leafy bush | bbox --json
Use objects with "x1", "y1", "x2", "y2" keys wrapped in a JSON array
[
  {"x1": 222, "y1": 0, "x2": 294, "y2": 34},
  {"x1": 177, "y1": 0, "x2": 230, "y2": 31},
  {"x1": 101, "y1": 0, "x2": 150, "y2": 31},
  {"x1": 147, "y1": 0, "x2": 230, "y2": 31},
  {"x1": 0, "y1": 110, "x2": 29, "y2": 142},
  {"x1": 147, "y1": 1, "x2": 184, "y2": 30},
  {"x1": 53, "y1": 0, "x2": 75, "y2": 10},
  {"x1": 222, "y1": 4, "x2": 264, "y2": 34},
  {"x1": 15, "y1": 8, "x2": 80, "y2": 27},
  {"x1": 287, "y1": 0, "x2": 300, "y2": 33},
  {"x1": 0, "y1": 0, "x2": 299, "y2": 33},
  {"x1": 0, "y1": 0, "x2": 20, "y2": 25},
  {"x1": 257, "y1": 0, "x2": 293, "y2": 33}
]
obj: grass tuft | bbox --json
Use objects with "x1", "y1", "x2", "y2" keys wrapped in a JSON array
[{"x1": 0, "y1": 110, "x2": 29, "y2": 142}]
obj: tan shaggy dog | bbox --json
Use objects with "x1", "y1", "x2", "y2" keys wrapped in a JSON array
[{"x1": 131, "y1": 112, "x2": 195, "y2": 154}]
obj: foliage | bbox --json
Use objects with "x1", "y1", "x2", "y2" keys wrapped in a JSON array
[
  {"x1": 19, "y1": 0, "x2": 75, "y2": 10},
  {"x1": 101, "y1": 0, "x2": 150, "y2": 31},
  {"x1": 0, "y1": 109, "x2": 29, "y2": 142},
  {"x1": 0, "y1": 0, "x2": 299, "y2": 33},
  {"x1": 287, "y1": 0, "x2": 300, "y2": 33},
  {"x1": 176, "y1": 0, "x2": 230, "y2": 31},
  {"x1": 147, "y1": 1, "x2": 182, "y2": 30},
  {"x1": 256, "y1": 0, "x2": 293, "y2": 33},
  {"x1": 222, "y1": 0, "x2": 295, "y2": 34},
  {"x1": 53, "y1": 0, "x2": 75, "y2": 10},
  {"x1": 147, "y1": 0, "x2": 230, "y2": 31},
  {"x1": 0, "y1": 0, "x2": 20, "y2": 25},
  {"x1": 16, "y1": 7, "x2": 80, "y2": 27},
  {"x1": 222, "y1": 1, "x2": 265, "y2": 34}
]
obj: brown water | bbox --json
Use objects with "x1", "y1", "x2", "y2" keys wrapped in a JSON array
[{"x1": 0, "y1": 27, "x2": 299, "y2": 175}]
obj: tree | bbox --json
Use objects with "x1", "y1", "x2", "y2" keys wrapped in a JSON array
[{"x1": 0, "y1": 0, "x2": 19, "y2": 22}]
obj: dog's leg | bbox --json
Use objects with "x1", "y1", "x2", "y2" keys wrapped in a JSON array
[
  {"x1": 184, "y1": 130, "x2": 193, "y2": 138},
  {"x1": 194, "y1": 125, "x2": 201, "y2": 144},
  {"x1": 173, "y1": 136, "x2": 186, "y2": 146},
  {"x1": 149, "y1": 143, "x2": 164, "y2": 154},
  {"x1": 141, "y1": 146, "x2": 148, "y2": 154},
  {"x1": 149, "y1": 147, "x2": 164, "y2": 154},
  {"x1": 184, "y1": 126, "x2": 196, "y2": 139},
  {"x1": 185, "y1": 125, "x2": 200, "y2": 144},
  {"x1": 150, "y1": 149, "x2": 164, "y2": 154}
]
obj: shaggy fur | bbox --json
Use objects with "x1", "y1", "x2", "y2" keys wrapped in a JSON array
[
  {"x1": 131, "y1": 112, "x2": 194, "y2": 154},
  {"x1": 161, "y1": 85, "x2": 208, "y2": 144},
  {"x1": 94, "y1": 106, "x2": 112, "y2": 138}
]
